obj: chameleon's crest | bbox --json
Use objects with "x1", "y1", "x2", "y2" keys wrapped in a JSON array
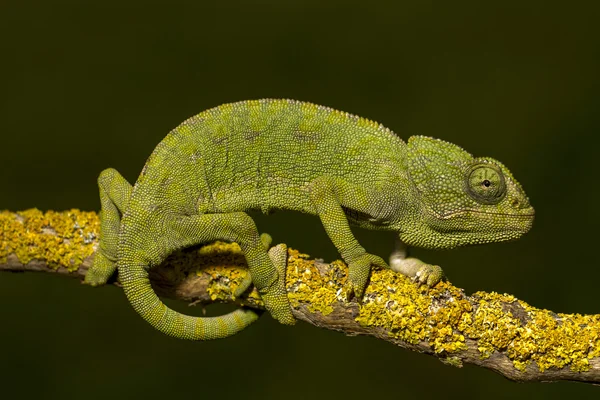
[
  {"x1": 406, "y1": 136, "x2": 474, "y2": 217},
  {"x1": 408, "y1": 135, "x2": 473, "y2": 164}
]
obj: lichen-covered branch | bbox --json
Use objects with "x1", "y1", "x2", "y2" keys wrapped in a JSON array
[{"x1": 1, "y1": 209, "x2": 599, "y2": 384}]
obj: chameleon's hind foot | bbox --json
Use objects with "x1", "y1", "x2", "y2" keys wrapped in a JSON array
[
  {"x1": 233, "y1": 233, "x2": 276, "y2": 297},
  {"x1": 85, "y1": 168, "x2": 132, "y2": 287},
  {"x1": 84, "y1": 252, "x2": 117, "y2": 286},
  {"x1": 261, "y1": 242, "x2": 295, "y2": 325},
  {"x1": 268, "y1": 243, "x2": 288, "y2": 284},
  {"x1": 235, "y1": 242, "x2": 294, "y2": 325},
  {"x1": 234, "y1": 240, "x2": 295, "y2": 326}
]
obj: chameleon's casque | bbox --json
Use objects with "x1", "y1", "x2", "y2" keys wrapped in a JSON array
[{"x1": 84, "y1": 99, "x2": 534, "y2": 340}]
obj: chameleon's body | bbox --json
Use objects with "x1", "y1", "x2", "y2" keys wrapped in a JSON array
[{"x1": 84, "y1": 99, "x2": 534, "y2": 340}]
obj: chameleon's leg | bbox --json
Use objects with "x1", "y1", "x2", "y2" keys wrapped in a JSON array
[
  {"x1": 119, "y1": 212, "x2": 294, "y2": 340},
  {"x1": 389, "y1": 237, "x2": 443, "y2": 286},
  {"x1": 84, "y1": 168, "x2": 132, "y2": 286},
  {"x1": 309, "y1": 176, "x2": 388, "y2": 300},
  {"x1": 171, "y1": 214, "x2": 293, "y2": 325},
  {"x1": 234, "y1": 232, "x2": 273, "y2": 296}
]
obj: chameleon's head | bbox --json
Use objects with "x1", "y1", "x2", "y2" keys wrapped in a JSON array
[{"x1": 402, "y1": 136, "x2": 534, "y2": 249}]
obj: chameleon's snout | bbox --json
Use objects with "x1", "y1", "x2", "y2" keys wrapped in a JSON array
[{"x1": 507, "y1": 193, "x2": 535, "y2": 232}]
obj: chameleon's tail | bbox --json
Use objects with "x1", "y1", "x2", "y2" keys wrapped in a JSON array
[{"x1": 119, "y1": 263, "x2": 259, "y2": 340}]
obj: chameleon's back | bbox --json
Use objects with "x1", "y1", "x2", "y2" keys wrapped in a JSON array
[{"x1": 149, "y1": 99, "x2": 408, "y2": 215}]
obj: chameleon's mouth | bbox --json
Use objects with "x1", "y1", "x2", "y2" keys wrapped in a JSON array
[
  {"x1": 419, "y1": 206, "x2": 535, "y2": 249},
  {"x1": 469, "y1": 209, "x2": 535, "y2": 217},
  {"x1": 436, "y1": 208, "x2": 535, "y2": 221}
]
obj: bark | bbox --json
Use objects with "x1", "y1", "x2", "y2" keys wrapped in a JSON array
[{"x1": 1, "y1": 209, "x2": 599, "y2": 384}]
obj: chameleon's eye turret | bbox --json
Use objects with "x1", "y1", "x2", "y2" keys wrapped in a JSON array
[{"x1": 465, "y1": 163, "x2": 506, "y2": 205}]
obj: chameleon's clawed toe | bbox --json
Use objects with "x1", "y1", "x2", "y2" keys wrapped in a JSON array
[
  {"x1": 412, "y1": 264, "x2": 444, "y2": 287},
  {"x1": 345, "y1": 252, "x2": 388, "y2": 302}
]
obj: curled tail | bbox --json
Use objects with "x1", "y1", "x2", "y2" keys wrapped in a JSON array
[{"x1": 120, "y1": 263, "x2": 259, "y2": 340}]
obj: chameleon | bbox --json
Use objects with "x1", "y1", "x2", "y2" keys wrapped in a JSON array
[{"x1": 84, "y1": 99, "x2": 534, "y2": 340}]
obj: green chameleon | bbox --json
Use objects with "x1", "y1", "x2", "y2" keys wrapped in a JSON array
[{"x1": 84, "y1": 99, "x2": 534, "y2": 340}]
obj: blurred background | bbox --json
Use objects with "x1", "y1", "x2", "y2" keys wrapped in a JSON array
[{"x1": 1, "y1": 1, "x2": 599, "y2": 398}]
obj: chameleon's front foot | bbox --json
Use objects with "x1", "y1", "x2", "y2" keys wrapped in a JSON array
[
  {"x1": 389, "y1": 255, "x2": 444, "y2": 287},
  {"x1": 388, "y1": 238, "x2": 443, "y2": 287},
  {"x1": 345, "y1": 252, "x2": 389, "y2": 300}
]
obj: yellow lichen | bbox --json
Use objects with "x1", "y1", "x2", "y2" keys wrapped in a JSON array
[
  {"x1": 286, "y1": 249, "x2": 339, "y2": 316},
  {"x1": 356, "y1": 268, "x2": 429, "y2": 344},
  {"x1": 0, "y1": 209, "x2": 99, "y2": 271},
  {"x1": 459, "y1": 291, "x2": 600, "y2": 372},
  {"x1": 187, "y1": 241, "x2": 263, "y2": 304},
  {"x1": 463, "y1": 292, "x2": 521, "y2": 359},
  {"x1": 355, "y1": 271, "x2": 469, "y2": 352},
  {"x1": 354, "y1": 272, "x2": 600, "y2": 372},
  {"x1": 506, "y1": 305, "x2": 600, "y2": 373}
]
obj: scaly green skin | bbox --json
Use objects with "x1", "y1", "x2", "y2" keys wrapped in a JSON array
[{"x1": 84, "y1": 99, "x2": 534, "y2": 340}]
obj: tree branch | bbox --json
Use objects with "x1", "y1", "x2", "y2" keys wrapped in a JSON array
[{"x1": 1, "y1": 209, "x2": 599, "y2": 384}]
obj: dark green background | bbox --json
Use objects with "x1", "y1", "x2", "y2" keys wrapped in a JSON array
[{"x1": 1, "y1": 1, "x2": 599, "y2": 398}]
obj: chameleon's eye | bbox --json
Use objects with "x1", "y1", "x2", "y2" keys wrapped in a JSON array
[{"x1": 465, "y1": 163, "x2": 506, "y2": 204}]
